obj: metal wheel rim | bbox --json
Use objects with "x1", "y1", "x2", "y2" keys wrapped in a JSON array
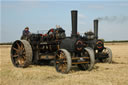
[
  {"x1": 11, "y1": 41, "x2": 27, "y2": 67},
  {"x1": 55, "y1": 50, "x2": 68, "y2": 73},
  {"x1": 102, "y1": 47, "x2": 112, "y2": 63},
  {"x1": 81, "y1": 50, "x2": 90, "y2": 70}
]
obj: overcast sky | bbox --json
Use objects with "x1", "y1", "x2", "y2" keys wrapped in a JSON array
[{"x1": 1, "y1": 0, "x2": 128, "y2": 42}]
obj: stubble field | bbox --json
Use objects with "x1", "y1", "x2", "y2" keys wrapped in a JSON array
[{"x1": 0, "y1": 43, "x2": 128, "y2": 85}]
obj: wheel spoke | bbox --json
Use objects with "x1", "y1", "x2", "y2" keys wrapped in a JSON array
[
  {"x1": 63, "y1": 60, "x2": 67, "y2": 63},
  {"x1": 13, "y1": 54, "x2": 19, "y2": 57},
  {"x1": 60, "y1": 53, "x2": 63, "y2": 57},
  {"x1": 106, "y1": 49, "x2": 109, "y2": 53},
  {"x1": 104, "y1": 48, "x2": 109, "y2": 53},
  {"x1": 57, "y1": 53, "x2": 65, "y2": 59},
  {"x1": 57, "y1": 59, "x2": 66, "y2": 72},
  {"x1": 20, "y1": 44, "x2": 24, "y2": 50},
  {"x1": 15, "y1": 59, "x2": 19, "y2": 65},
  {"x1": 17, "y1": 57, "x2": 25, "y2": 65},
  {"x1": 60, "y1": 52, "x2": 65, "y2": 57},
  {"x1": 58, "y1": 64, "x2": 63, "y2": 71},
  {"x1": 23, "y1": 52, "x2": 26, "y2": 55},
  {"x1": 13, "y1": 47, "x2": 19, "y2": 53},
  {"x1": 56, "y1": 54, "x2": 60, "y2": 57},
  {"x1": 62, "y1": 63, "x2": 67, "y2": 70},
  {"x1": 61, "y1": 64, "x2": 65, "y2": 72},
  {"x1": 23, "y1": 56, "x2": 26, "y2": 60},
  {"x1": 16, "y1": 42, "x2": 21, "y2": 49},
  {"x1": 56, "y1": 60, "x2": 60, "y2": 64}
]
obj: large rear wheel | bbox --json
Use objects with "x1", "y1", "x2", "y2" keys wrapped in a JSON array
[{"x1": 11, "y1": 40, "x2": 32, "y2": 68}]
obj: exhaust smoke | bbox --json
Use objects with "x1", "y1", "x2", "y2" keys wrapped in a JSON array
[{"x1": 96, "y1": 16, "x2": 128, "y2": 23}]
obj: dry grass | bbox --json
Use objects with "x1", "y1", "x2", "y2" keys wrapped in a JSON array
[{"x1": 0, "y1": 43, "x2": 128, "y2": 85}]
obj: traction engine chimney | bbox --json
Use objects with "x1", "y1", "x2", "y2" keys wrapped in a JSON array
[
  {"x1": 71, "y1": 10, "x2": 77, "y2": 37},
  {"x1": 94, "y1": 19, "x2": 98, "y2": 39}
]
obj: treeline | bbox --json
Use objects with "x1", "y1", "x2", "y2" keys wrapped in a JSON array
[
  {"x1": 105, "y1": 40, "x2": 128, "y2": 43},
  {"x1": 98, "y1": 39, "x2": 128, "y2": 43},
  {"x1": 0, "y1": 42, "x2": 13, "y2": 45}
]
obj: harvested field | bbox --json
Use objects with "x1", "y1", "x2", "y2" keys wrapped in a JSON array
[{"x1": 0, "y1": 43, "x2": 128, "y2": 85}]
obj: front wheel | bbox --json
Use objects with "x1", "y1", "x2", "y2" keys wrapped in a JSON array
[
  {"x1": 99, "y1": 47, "x2": 112, "y2": 63},
  {"x1": 54, "y1": 49, "x2": 72, "y2": 74},
  {"x1": 77, "y1": 47, "x2": 95, "y2": 71}
]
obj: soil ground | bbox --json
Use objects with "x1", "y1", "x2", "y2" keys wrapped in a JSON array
[{"x1": 0, "y1": 43, "x2": 128, "y2": 85}]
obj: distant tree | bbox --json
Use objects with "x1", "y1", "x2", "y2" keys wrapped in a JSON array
[{"x1": 0, "y1": 42, "x2": 12, "y2": 45}]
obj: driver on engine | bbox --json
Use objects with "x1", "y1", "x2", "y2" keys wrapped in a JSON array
[
  {"x1": 21, "y1": 27, "x2": 31, "y2": 40},
  {"x1": 23, "y1": 27, "x2": 31, "y2": 36}
]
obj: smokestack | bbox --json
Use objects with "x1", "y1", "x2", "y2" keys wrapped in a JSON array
[
  {"x1": 94, "y1": 19, "x2": 98, "y2": 39},
  {"x1": 71, "y1": 10, "x2": 77, "y2": 37}
]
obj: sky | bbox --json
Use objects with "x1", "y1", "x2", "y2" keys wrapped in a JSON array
[{"x1": 1, "y1": 0, "x2": 128, "y2": 42}]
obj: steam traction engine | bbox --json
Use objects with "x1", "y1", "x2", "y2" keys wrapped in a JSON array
[{"x1": 11, "y1": 10, "x2": 112, "y2": 73}]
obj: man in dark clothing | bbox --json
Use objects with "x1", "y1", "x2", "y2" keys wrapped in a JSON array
[
  {"x1": 21, "y1": 27, "x2": 31, "y2": 40},
  {"x1": 23, "y1": 27, "x2": 30, "y2": 36}
]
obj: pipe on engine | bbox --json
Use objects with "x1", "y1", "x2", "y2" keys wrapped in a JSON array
[
  {"x1": 94, "y1": 19, "x2": 98, "y2": 39},
  {"x1": 71, "y1": 10, "x2": 77, "y2": 37}
]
